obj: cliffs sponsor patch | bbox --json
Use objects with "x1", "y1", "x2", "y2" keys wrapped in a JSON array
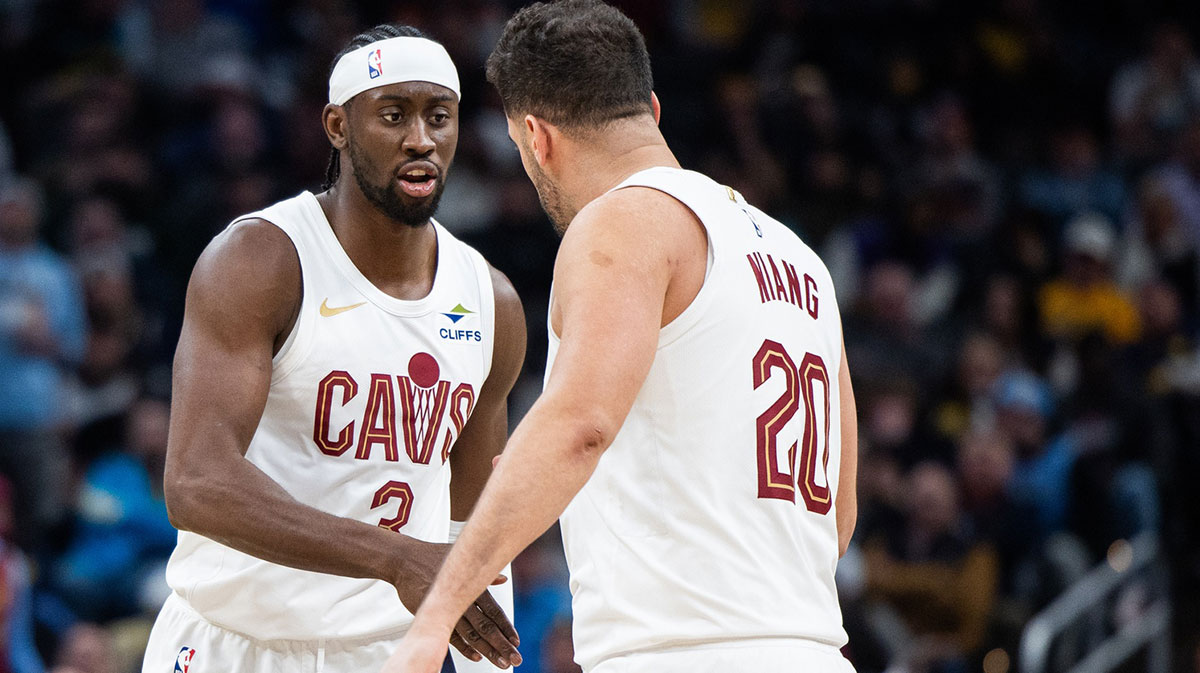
[
  {"x1": 441, "y1": 303, "x2": 474, "y2": 324},
  {"x1": 440, "y1": 327, "x2": 483, "y2": 342}
]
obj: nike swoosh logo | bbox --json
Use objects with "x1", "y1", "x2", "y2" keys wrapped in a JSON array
[{"x1": 320, "y1": 299, "x2": 367, "y2": 317}]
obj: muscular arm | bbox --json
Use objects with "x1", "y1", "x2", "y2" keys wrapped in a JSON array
[
  {"x1": 836, "y1": 338, "x2": 858, "y2": 557},
  {"x1": 165, "y1": 220, "x2": 410, "y2": 580},
  {"x1": 393, "y1": 189, "x2": 703, "y2": 659},
  {"x1": 164, "y1": 221, "x2": 517, "y2": 665}
]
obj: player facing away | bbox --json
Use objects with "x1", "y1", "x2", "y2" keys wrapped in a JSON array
[
  {"x1": 385, "y1": 1, "x2": 859, "y2": 672},
  {"x1": 141, "y1": 24, "x2": 526, "y2": 673}
]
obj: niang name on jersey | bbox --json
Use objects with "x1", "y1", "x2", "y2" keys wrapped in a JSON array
[
  {"x1": 312, "y1": 370, "x2": 476, "y2": 466},
  {"x1": 746, "y1": 251, "x2": 820, "y2": 319}
]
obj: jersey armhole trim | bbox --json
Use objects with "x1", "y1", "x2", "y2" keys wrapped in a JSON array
[{"x1": 225, "y1": 216, "x2": 311, "y2": 383}]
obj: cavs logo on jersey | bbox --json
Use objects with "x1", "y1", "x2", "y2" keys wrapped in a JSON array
[
  {"x1": 174, "y1": 646, "x2": 195, "y2": 672},
  {"x1": 367, "y1": 48, "x2": 383, "y2": 79},
  {"x1": 313, "y1": 352, "x2": 476, "y2": 466}
]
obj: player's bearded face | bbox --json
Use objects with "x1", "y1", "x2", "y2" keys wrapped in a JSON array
[
  {"x1": 530, "y1": 162, "x2": 571, "y2": 236},
  {"x1": 520, "y1": 139, "x2": 571, "y2": 236},
  {"x1": 347, "y1": 131, "x2": 447, "y2": 227}
]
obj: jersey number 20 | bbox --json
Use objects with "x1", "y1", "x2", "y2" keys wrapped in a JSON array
[{"x1": 752, "y1": 339, "x2": 832, "y2": 514}]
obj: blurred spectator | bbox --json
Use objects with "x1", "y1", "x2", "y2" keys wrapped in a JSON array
[
  {"x1": 1110, "y1": 23, "x2": 1200, "y2": 164},
  {"x1": 862, "y1": 462, "x2": 999, "y2": 673},
  {"x1": 1124, "y1": 280, "x2": 1192, "y2": 396},
  {"x1": 1119, "y1": 175, "x2": 1199, "y2": 315},
  {"x1": 955, "y1": 430, "x2": 1037, "y2": 593},
  {"x1": 71, "y1": 256, "x2": 144, "y2": 428},
  {"x1": 511, "y1": 528, "x2": 573, "y2": 673},
  {"x1": 1038, "y1": 213, "x2": 1142, "y2": 348},
  {"x1": 929, "y1": 332, "x2": 1007, "y2": 443},
  {"x1": 845, "y1": 261, "x2": 954, "y2": 391},
  {"x1": 979, "y1": 273, "x2": 1048, "y2": 369},
  {"x1": 991, "y1": 369, "x2": 1071, "y2": 541},
  {"x1": 1149, "y1": 120, "x2": 1200, "y2": 278},
  {"x1": 0, "y1": 179, "x2": 86, "y2": 550},
  {"x1": 0, "y1": 476, "x2": 45, "y2": 673},
  {"x1": 115, "y1": 0, "x2": 250, "y2": 100},
  {"x1": 540, "y1": 620, "x2": 581, "y2": 673},
  {"x1": 33, "y1": 74, "x2": 154, "y2": 206},
  {"x1": 911, "y1": 94, "x2": 1003, "y2": 245},
  {"x1": 51, "y1": 397, "x2": 175, "y2": 622},
  {"x1": 1018, "y1": 125, "x2": 1127, "y2": 227},
  {"x1": 49, "y1": 624, "x2": 111, "y2": 673},
  {"x1": 862, "y1": 379, "x2": 951, "y2": 469},
  {"x1": 65, "y1": 195, "x2": 174, "y2": 367}
]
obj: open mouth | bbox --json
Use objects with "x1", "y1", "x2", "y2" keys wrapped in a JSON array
[{"x1": 398, "y1": 167, "x2": 438, "y2": 198}]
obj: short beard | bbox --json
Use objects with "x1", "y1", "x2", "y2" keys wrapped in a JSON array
[
  {"x1": 528, "y1": 160, "x2": 571, "y2": 236},
  {"x1": 346, "y1": 136, "x2": 446, "y2": 227}
]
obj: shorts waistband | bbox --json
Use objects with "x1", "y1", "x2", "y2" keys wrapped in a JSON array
[
  {"x1": 164, "y1": 592, "x2": 411, "y2": 646},
  {"x1": 596, "y1": 635, "x2": 846, "y2": 663}
]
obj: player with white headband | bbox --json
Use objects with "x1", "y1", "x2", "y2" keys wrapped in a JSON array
[{"x1": 141, "y1": 23, "x2": 525, "y2": 673}]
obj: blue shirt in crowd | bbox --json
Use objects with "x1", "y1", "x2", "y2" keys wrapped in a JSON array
[{"x1": 0, "y1": 244, "x2": 86, "y2": 430}]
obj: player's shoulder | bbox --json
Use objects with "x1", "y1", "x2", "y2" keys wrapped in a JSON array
[
  {"x1": 565, "y1": 183, "x2": 702, "y2": 260},
  {"x1": 186, "y1": 217, "x2": 301, "y2": 331},
  {"x1": 579, "y1": 184, "x2": 695, "y2": 229},
  {"x1": 196, "y1": 217, "x2": 299, "y2": 284}
]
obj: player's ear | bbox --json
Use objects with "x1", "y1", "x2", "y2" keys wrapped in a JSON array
[
  {"x1": 323, "y1": 103, "x2": 349, "y2": 151},
  {"x1": 525, "y1": 114, "x2": 552, "y2": 167},
  {"x1": 651, "y1": 92, "x2": 661, "y2": 125}
]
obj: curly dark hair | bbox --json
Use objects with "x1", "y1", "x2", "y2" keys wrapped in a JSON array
[
  {"x1": 485, "y1": 0, "x2": 654, "y2": 131},
  {"x1": 322, "y1": 24, "x2": 432, "y2": 191}
]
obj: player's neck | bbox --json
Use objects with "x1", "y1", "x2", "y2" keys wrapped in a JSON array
[
  {"x1": 316, "y1": 185, "x2": 438, "y2": 301},
  {"x1": 564, "y1": 133, "x2": 680, "y2": 214}
]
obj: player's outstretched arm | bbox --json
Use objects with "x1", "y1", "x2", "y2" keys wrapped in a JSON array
[
  {"x1": 447, "y1": 266, "x2": 526, "y2": 670},
  {"x1": 382, "y1": 188, "x2": 703, "y2": 673},
  {"x1": 163, "y1": 220, "x2": 518, "y2": 667},
  {"x1": 836, "y1": 338, "x2": 858, "y2": 557}
]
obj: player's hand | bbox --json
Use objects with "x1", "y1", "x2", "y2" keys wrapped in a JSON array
[
  {"x1": 380, "y1": 627, "x2": 450, "y2": 673},
  {"x1": 391, "y1": 540, "x2": 521, "y2": 668}
]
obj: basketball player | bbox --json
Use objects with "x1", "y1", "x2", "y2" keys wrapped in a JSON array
[
  {"x1": 385, "y1": 2, "x2": 859, "y2": 672},
  {"x1": 141, "y1": 25, "x2": 525, "y2": 673}
]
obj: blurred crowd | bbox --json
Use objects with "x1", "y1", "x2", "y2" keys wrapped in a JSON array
[{"x1": 0, "y1": 1, "x2": 1198, "y2": 672}]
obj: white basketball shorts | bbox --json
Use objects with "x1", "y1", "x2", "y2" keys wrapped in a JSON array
[
  {"x1": 588, "y1": 639, "x2": 857, "y2": 673},
  {"x1": 141, "y1": 593, "x2": 404, "y2": 673}
]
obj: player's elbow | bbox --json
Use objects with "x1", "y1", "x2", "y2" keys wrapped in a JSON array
[
  {"x1": 163, "y1": 465, "x2": 207, "y2": 532},
  {"x1": 163, "y1": 475, "x2": 193, "y2": 531},
  {"x1": 564, "y1": 414, "x2": 618, "y2": 461}
]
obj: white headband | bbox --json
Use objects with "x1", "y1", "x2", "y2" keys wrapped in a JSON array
[{"x1": 328, "y1": 36, "x2": 461, "y2": 106}]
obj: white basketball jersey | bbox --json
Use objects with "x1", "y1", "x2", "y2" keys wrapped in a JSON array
[
  {"x1": 552, "y1": 168, "x2": 849, "y2": 669},
  {"x1": 165, "y1": 191, "x2": 495, "y2": 641}
]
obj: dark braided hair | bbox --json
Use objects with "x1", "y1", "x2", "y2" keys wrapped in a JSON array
[{"x1": 322, "y1": 24, "x2": 432, "y2": 191}]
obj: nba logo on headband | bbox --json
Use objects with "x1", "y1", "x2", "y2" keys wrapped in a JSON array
[
  {"x1": 368, "y1": 48, "x2": 383, "y2": 79},
  {"x1": 329, "y1": 37, "x2": 460, "y2": 105}
]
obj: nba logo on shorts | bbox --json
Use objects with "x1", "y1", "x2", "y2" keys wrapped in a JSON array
[
  {"x1": 368, "y1": 49, "x2": 383, "y2": 79},
  {"x1": 174, "y1": 646, "x2": 195, "y2": 672}
]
